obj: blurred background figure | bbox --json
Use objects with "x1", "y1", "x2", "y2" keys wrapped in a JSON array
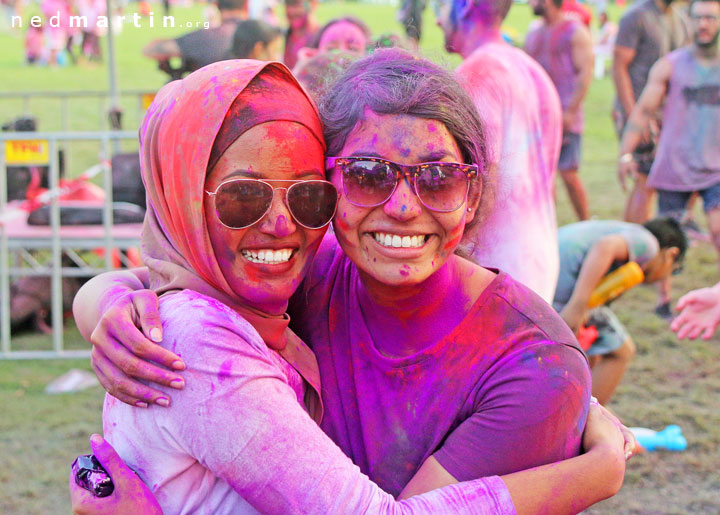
[
  {"x1": 283, "y1": 0, "x2": 318, "y2": 69},
  {"x1": 76, "y1": 0, "x2": 106, "y2": 63},
  {"x1": 230, "y1": 19, "x2": 284, "y2": 60},
  {"x1": 562, "y1": 0, "x2": 592, "y2": 27},
  {"x1": 435, "y1": 0, "x2": 563, "y2": 302},
  {"x1": 594, "y1": 11, "x2": 617, "y2": 79},
  {"x1": 618, "y1": 0, "x2": 720, "y2": 318},
  {"x1": 143, "y1": 0, "x2": 249, "y2": 79},
  {"x1": 292, "y1": 17, "x2": 371, "y2": 71},
  {"x1": 526, "y1": 0, "x2": 594, "y2": 222},
  {"x1": 613, "y1": 0, "x2": 690, "y2": 224},
  {"x1": 293, "y1": 50, "x2": 357, "y2": 101},
  {"x1": 397, "y1": 0, "x2": 425, "y2": 48},
  {"x1": 249, "y1": 0, "x2": 279, "y2": 24}
]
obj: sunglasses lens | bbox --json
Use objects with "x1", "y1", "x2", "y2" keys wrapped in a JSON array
[
  {"x1": 214, "y1": 180, "x2": 273, "y2": 228},
  {"x1": 342, "y1": 160, "x2": 397, "y2": 207},
  {"x1": 287, "y1": 181, "x2": 338, "y2": 228},
  {"x1": 416, "y1": 165, "x2": 469, "y2": 212}
]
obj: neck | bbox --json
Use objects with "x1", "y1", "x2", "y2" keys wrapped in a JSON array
[
  {"x1": 459, "y1": 24, "x2": 504, "y2": 58},
  {"x1": 695, "y1": 41, "x2": 720, "y2": 59},
  {"x1": 357, "y1": 258, "x2": 472, "y2": 357}
]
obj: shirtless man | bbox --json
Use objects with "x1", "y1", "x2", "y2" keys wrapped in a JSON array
[
  {"x1": 435, "y1": 0, "x2": 563, "y2": 302},
  {"x1": 525, "y1": 0, "x2": 594, "y2": 222}
]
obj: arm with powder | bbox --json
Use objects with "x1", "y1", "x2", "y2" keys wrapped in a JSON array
[
  {"x1": 566, "y1": 24, "x2": 594, "y2": 129},
  {"x1": 617, "y1": 57, "x2": 672, "y2": 191}
]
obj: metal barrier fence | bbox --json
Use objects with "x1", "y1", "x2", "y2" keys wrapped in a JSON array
[
  {"x1": 0, "y1": 90, "x2": 156, "y2": 132},
  {"x1": 0, "y1": 130, "x2": 140, "y2": 359}
]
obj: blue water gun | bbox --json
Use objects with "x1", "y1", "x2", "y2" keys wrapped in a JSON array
[{"x1": 629, "y1": 425, "x2": 687, "y2": 452}]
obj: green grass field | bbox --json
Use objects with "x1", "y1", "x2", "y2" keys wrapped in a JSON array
[{"x1": 1, "y1": 2, "x2": 719, "y2": 513}]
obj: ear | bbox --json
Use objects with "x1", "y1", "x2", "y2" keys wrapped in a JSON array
[{"x1": 667, "y1": 246, "x2": 680, "y2": 260}]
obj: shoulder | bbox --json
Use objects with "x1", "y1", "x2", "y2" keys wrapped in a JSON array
[
  {"x1": 475, "y1": 273, "x2": 585, "y2": 358},
  {"x1": 159, "y1": 290, "x2": 268, "y2": 358}
]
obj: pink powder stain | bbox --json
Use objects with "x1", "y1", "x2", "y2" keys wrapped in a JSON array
[
  {"x1": 218, "y1": 358, "x2": 233, "y2": 382},
  {"x1": 399, "y1": 265, "x2": 410, "y2": 277},
  {"x1": 427, "y1": 123, "x2": 437, "y2": 132},
  {"x1": 335, "y1": 215, "x2": 350, "y2": 231}
]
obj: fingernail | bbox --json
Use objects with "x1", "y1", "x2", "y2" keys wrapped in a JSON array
[
  {"x1": 150, "y1": 328, "x2": 162, "y2": 342},
  {"x1": 90, "y1": 433, "x2": 102, "y2": 443},
  {"x1": 171, "y1": 360, "x2": 186, "y2": 371},
  {"x1": 170, "y1": 378, "x2": 185, "y2": 389},
  {"x1": 625, "y1": 451, "x2": 632, "y2": 460},
  {"x1": 135, "y1": 401, "x2": 149, "y2": 408},
  {"x1": 156, "y1": 397, "x2": 169, "y2": 407}
]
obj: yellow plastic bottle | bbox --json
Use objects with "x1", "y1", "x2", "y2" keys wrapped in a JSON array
[{"x1": 588, "y1": 262, "x2": 645, "y2": 308}]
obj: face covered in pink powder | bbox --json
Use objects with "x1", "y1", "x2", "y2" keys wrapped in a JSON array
[
  {"x1": 205, "y1": 121, "x2": 328, "y2": 313},
  {"x1": 317, "y1": 20, "x2": 368, "y2": 55},
  {"x1": 330, "y1": 110, "x2": 481, "y2": 287}
]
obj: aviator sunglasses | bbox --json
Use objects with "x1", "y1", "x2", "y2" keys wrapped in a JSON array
[
  {"x1": 326, "y1": 156, "x2": 479, "y2": 213},
  {"x1": 205, "y1": 178, "x2": 339, "y2": 229}
]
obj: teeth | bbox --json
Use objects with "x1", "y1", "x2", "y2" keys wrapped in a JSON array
[
  {"x1": 373, "y1": 232, "x2": 426, "y2": 249},
  {"x1": 241, "y1": 248, "x2": 293, "y2": 264}
]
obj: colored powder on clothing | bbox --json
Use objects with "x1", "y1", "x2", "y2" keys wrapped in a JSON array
[
  {"x1": 455, "y1": 41, "x2": 562, "y2": 303},
  {"x1": 290, "y1": 233, "x2": 591, "y2": 496}
]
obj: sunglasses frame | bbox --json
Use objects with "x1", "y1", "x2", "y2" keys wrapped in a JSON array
[
  {"x1": 326, "y1": 156, "x2": 479, "y2": 213},
  {"x1": 205, "y1": 178, "x2": 339, "y2": 230}
]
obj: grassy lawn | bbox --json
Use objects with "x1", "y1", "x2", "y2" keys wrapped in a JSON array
[{"x1": 2, "y1": 1, "x2": 719, "y2": 513}]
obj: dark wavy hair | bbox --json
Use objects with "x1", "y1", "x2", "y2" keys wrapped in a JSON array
[
  {"x1": 643, "y1": 217, "x2": 689, "y2": 262},
  {"x1": 319, "y1": 48, "x2": 488, "y2": 170}
]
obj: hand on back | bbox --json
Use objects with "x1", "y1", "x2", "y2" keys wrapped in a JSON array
[{"x1": 91, "y1": 289, "x2": 185, "y2": 407}]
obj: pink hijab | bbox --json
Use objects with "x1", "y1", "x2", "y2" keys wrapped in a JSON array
[{"x1": 139, "y1": 60, "x2": 324, "y2": 420}]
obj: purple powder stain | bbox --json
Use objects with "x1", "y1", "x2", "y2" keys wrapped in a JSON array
[
  {"x1": 371, "y1": 133, "x2": 378, "y2": 145},
  {"x1": 400, "y1": 148, "x2": 411, "y2": 157},
  {"x1": 401, "y1": 205, "x2": 407, "y2": 212},
  {"x1": 275, "y1": 215, "x2": 289, "y2": 234},
  {"x1": 399, "y1": 266, "x2": 410, "y2": 277},
  {"x1": 218, "y1": 358, "x2": 233, "y2": 383}
]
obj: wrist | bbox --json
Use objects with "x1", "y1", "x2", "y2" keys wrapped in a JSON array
[{"x1": 619, "y1": 153, "x2": 634, "y2": 164}]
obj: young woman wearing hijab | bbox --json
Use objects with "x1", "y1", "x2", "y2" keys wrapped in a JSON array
[{"x1": 72, "y1": 52, "x2": 633, "y2": 513}]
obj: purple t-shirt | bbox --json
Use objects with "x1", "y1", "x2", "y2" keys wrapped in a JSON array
[
  {"x1": 290, "y1": 234, "x2": 591, "y2": 496},
  {"x1": 525, "y1": 19, "x2": 585, "y2": 134}
]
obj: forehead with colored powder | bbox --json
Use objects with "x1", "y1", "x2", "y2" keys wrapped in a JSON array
[
  {"x1": 341, "y1": 110, "x2": 463, "y2": 164},
  {"x1": 319, "y1": 21, "x2": 368, "y2": 52},
  {"x1": 207, "y1": 121, "x2": 325, "y2": 188}
]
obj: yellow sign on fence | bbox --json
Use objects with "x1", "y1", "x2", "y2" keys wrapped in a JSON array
[
  {"x1": 141, "y1": 93, "x2": 156, "y2": 111},
  {"x1": 4, "y1": 139, "x2": 50, "y2": 165}
]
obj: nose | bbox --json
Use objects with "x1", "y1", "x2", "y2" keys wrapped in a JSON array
[
  {"x1": 383, "y1": 177, "x2": 423, "y2": 221},
  {"x1": 256, "y1": 189, "x2": 298, "y2": 238}
]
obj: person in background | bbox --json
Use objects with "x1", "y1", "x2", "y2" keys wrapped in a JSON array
[
  {"x1": 618, "y1": 0, "x2": 720, "y2": 319},
  {"x1": 283, "y1": 0, "x2": 318, "y2": 69},
  {"x1": 594, "y1": 11, "x2": 618, "y2": 79},
  {"x1": 553, "y1": 218, "x2": 687, "y2": 405},
  {"x1": 672, "y1": 281, "x2": 720, "y2": 339},
  {"x1": 526, "y1": 0, "x2": 594, "y2": 222},
  {"x1": 563, "y1": 0, "x2": 593, "y2": 27},
  {"x1": 292, "y1": 17, "x2": 371, "y2": 72},
  {"x1": 143, "y1": 0, "x2": 248, "y2": 76},
  {"x1": 398, "y1": 0, "x2": 426, "y2": 48},
  {"x1": 230, "y1": 19, "x2": 284, "y2": 60},
  {"x1": 435, "y1": 0, "x2": 563, "y2": 302},
  {"x1": 613, "y1": 0, "x2": 690, "y2": 223}
]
